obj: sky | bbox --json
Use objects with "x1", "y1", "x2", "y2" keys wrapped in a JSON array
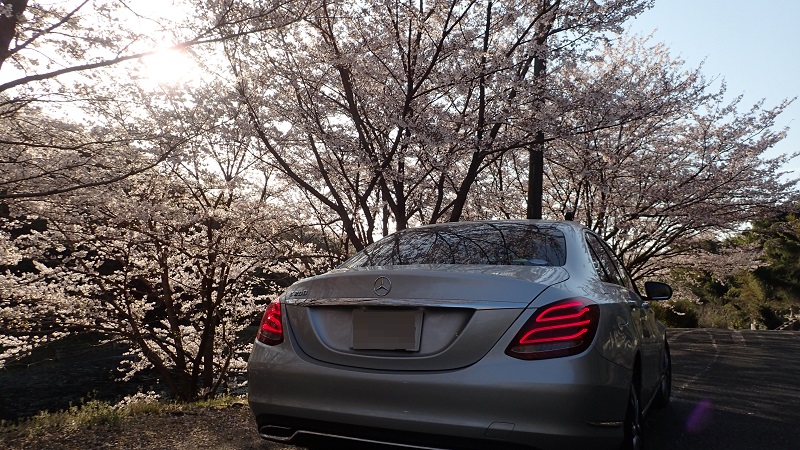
[{"x1": 626, "y1": 0, "x2": 800, "y2": 174}]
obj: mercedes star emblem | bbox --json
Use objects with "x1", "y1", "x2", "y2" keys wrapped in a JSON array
[{"x1": 373, "y1": 276, "x2": 392, "y2": 296}]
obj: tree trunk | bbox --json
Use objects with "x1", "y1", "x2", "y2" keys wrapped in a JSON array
[{"x1": 0, "y1": 0, "x2": 28, "y2": 70}]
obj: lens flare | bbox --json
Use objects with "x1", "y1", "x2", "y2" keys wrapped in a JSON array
[{"x1": 686, "y1": 399, "x2": 713, "y2": 433}]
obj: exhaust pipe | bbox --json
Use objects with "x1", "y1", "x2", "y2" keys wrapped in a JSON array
[{"x1": 258, "y1": 425, "x2": 296, "y2": 442}]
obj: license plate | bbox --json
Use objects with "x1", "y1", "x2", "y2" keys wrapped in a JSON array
[{"x1": 351, "y1": 309, "x2": 423, "y2": 351}]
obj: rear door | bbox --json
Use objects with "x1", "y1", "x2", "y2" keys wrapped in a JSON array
[{"x1": 586, "y1": 233, "x2": 661, "y2": 398}]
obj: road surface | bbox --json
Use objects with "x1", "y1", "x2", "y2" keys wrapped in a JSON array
[{"x1": 646, "y1": 328, "x2": 800, "y2": 450}]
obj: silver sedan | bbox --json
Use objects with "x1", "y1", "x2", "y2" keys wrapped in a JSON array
[{"x1": 248, "y1": 220, "x2": 672, "y2": 450}]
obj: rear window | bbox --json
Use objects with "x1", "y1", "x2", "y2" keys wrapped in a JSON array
[{"x1": 341, "y1": 223, "x2": 567, "y2": 268}]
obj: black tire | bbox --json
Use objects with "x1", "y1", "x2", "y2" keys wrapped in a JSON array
[
  {"x1": 621, "y1": 384, "x2": 644, "y2": 450},
  {"x1": 652, "y1": 345, "x2": 672, "y2": 409}
]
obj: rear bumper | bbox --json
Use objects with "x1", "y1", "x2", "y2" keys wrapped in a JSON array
[
  {"x1": 254, "y1": 413, "x2": 545, "y2": 450},
  {"x1": 248, "y1": 336, "x2": 631, "y2": 450}
]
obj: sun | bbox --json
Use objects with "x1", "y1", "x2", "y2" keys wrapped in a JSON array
[{"x1": 138, "y1": 48, "x2": 200, "y2": 86}]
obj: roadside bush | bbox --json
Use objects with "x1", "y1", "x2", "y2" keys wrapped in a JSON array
[
  {"x1": 696, "y1": 303, "x2": 750, "y2": 329},
  {"x1": 651, "y1": 299, "x2": 700, "y2": 328}
]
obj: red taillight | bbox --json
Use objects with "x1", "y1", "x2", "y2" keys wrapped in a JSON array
[
  {"x1": 505, "y1": 298, "x2": 599, "y2": 360},
  {"x1": 256, "y1": 300, "x2": 283, "y2": 346}
]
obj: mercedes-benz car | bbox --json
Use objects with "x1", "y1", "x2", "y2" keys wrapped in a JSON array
[{"x1": 248, "y1": 220, "x2": 672, "y2": 450}]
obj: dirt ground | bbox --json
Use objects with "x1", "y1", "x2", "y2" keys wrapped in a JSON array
[
  {"x1": 0, "y1": 335, "x2": 291, "y2": 450},
  {"x1": 0, "y1": 402, "x2": 286, "y2": 450}
]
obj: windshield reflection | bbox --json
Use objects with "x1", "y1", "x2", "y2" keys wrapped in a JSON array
[{"x1": 342, "y1": 223, "x2": 567, "y2": 268}]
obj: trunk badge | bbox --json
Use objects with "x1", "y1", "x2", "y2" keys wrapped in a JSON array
[{"x1": 373, "y1": 276, "x2": 392, "y2": 296}]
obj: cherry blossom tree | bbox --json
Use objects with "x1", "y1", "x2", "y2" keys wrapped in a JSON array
[
  {"x1": 0, "y1": 0, "x2": 312, "y2": 91},
  {"x1": 1, "y1": 0, "x2": 313, "y2": 201},
  {"x1": 540, "y1": 35, "x2": 798, "y2": 279},
  {"x1": 219, "y1": 1, "x2": 796, "y2": 276},
  {"x1": 227, "y1": 0, "x2": 653, "y2": 251},
  {"x1": 0, "y1": 83, "x2": 334, "y2": 400},
  {"x1": 0, "y1": 1, "x2": 323, "y2": 399}
]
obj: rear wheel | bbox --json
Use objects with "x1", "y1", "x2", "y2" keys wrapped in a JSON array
[
  {"x1": 652, "y1": 345, "x2": 671, "y2": 408},
  {"x1": 621, "y1": 384, "x2": 643, "y2": 450}
]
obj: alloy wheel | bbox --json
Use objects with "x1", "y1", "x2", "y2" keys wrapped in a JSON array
[{"x1": 622, "y1": 384, "x2": 643, "y2": 450}]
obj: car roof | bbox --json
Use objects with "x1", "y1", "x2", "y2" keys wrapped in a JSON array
[{"x1": 397, "y1": 219, "x2": 588, "y2": 233}]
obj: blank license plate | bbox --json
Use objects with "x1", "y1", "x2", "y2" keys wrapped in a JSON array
[{"x1": 351, "y1": 309, "x2": 423, "y2": 351}]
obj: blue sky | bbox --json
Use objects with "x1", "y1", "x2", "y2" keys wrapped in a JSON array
[{"x1": 626, "y1": 0, "x2": 800, "y2": 174}]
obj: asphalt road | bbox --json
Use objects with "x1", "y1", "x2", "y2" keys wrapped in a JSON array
[
  {"x1": 646, "y1": 329, "x2": 800, "y2": 450},
  {"x1": 262, "y1": 329, "x2": 800, "y2": 450}
]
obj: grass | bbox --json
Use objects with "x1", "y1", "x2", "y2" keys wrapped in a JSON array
[{"x1": 0, "y1": 393, "x2": 247, "y2": 437}]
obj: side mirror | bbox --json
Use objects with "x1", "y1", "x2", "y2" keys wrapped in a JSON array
[{"x1": 644, "y1": 281, "x2": 672, "y2": 301}]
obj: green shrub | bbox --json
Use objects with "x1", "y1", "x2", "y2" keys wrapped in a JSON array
[
  {"x1": 651, "y1": 299, "x2": 699, "y2": 328},
  {"x1": 1, "y1": 392, "x2": 245, "y2": 437}
]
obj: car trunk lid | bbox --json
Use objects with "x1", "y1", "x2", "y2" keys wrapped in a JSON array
[{"x1": 282, "y1": 265, "x2": 568, "y2": 371}]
